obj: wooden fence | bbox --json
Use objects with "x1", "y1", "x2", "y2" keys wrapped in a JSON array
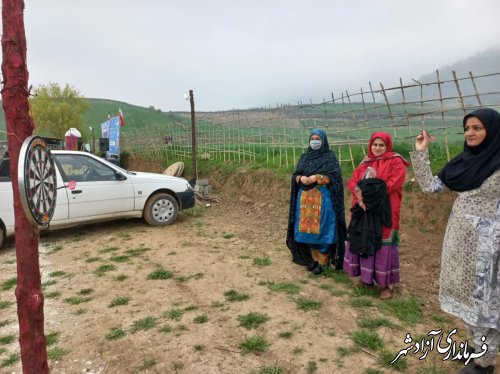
[{"x1": 122, "y1": 70, "x2": 500, "y2": 170}]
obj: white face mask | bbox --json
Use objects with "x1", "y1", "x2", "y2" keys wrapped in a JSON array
[{"x1": 310, "y1": 139, "x2": 322, "y2": 150}]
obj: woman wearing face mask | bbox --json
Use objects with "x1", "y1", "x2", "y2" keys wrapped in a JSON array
[
  {"x1": 411, "y1": 108, "x2": 500, "y2": 374},
  {"x1": 343, "y1": 132, "x2": 410, "y2": 299},
  {"x1": 286, "y1": 129, "x2": 347, "y2": 274}
]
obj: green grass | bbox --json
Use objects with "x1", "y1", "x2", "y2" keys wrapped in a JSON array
[
  {"x1": 257, "y1": 367, "x2": 283, "y2": 374},
  {"x1": 93, "y1": 264, "x2": 117, "y2": 277},
  {"x1": 73, "y1": 308, "x2": 87, "y2": 315},
  {"x1": 42, "y1": 279, "x2": 57, "y2": 288},
  {"x1": 159, "y1": 325, "x2": 173, "y2": 334},
  {"x1": 47, "y1": 347, "x2": 69, "y2": 360},
  {"x1": 113, "y1": 274, "x2": 128, "y2": 282},
  {"x1": 349, "y1": 298, "x2": 373, "y2": 308},
  {"x1": 278, "y1": 331, "x2": 293, "y2": 339},
  {"x1": 85, "y1": 257, "x2": 101, "y2": 263},
  {"x1": 322, "y1": 267, "x2": 351, "y2": 284},
  {"x1": 46, "y1": 332, "x2": 59, "y2": 346},
  {"x1": 125, "y1": 246, "x2": 151, "y2": 256},
  {"x1": 307, "y1": 361, "x2": 318, "y2": 374},
  {"x1": 337, "y1": 346, "x2": 360, "y2": 357},
  {"x1": 49, "y1": 270, "x2": 67, "y2": 277},
  {"x1": 267, "y1": 282, "x2": 301, "y2": 295},
  {"x1": 194, "y1": 344, "x2": 205, "y2": 352},
  {"x1": 63, "y1": 296, "x2": 92, "y2": 305},
  {"x1": 184, "y1": 304, "x2": 198, "y2": 311},
  {"x1": 294, "y1": 297, "x2": 322, "y2": 311},
  {"x1": 357, "y1": 316, "x2": 398, "y2": 329},
  {"x1": 163, "y1": 309, "x2": 184, "y2": 320},
  {"x1": 78, "y1": 288, "x2": 93, "y2": 295},
  {"x1": 0, "y1": 301, "x2": 14, "y2": 310},
  {"x1": 364, "y1": 369, "x2": 383, "y2": 374},
  {"x1": 147, "y1": 268, "x2": 174, "y2": 280},
  {"x1": 1, "y1": 277, "x2": 16, "y2": 291},
  {"x1": 415, "y1": 365, "x2": 448, "y2": 374},
  {"x1": 1, "y1": 352, "x2": 20, "y2": 368},
  {"x1": 224, "y1": 289, "x2": 250, "y2": 302},
  {"x1": 350, "y1": 330, "x2": 385, "y2": 351},
  {"x1": 238, "y1": 312, "x2": 269, "y2": 329},
  {"x1": 98, "y1": 246, "x2": 120, "y2": 254},
  {"x1": 138, "y1": 358, "x2": 156, "y2": 371},
  {"x1": 223, "y1": 233, "x2": 235, "y2": 239},
  {"x1": 49, "y1": 245, "x2": 64, "y2": 253},
  {"x1": 193, "y1": 314, "x2": 209, "y2": 324},
  {"x1": 109, "y1": 296, "x2": 130, "y2": 307},
  {"x1": 239, "y1": 335, "x2": 270, "y2": 355},
  {"x1": 105, "y1": 327, "x2": 126, "y2": 340},
  {"x1": 0, "y1": 335, "x2": 15, "y2": 345},
  {"x1": 0, "y1": 320, "x2": 11, "y2": 328},
  {"x1": 382, "y1": 297, "x2": 422, "y2": 325},
  {"x1": 379, "y1": 350, "x2": 408, "y2": 371},
  {"x1": 131, "y1": 316, "x2": 157, "y2": 333},
  {"x1": 253, "y1": 257, "x2": 272, "y2": 266},
  {"x1": 110, "y1": 255, "x2": 130, "y2": 263},
  {"x1": 45, "y1": 291, "x2": 61, "y2": 299}
]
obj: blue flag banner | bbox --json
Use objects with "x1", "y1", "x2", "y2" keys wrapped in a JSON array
[{"x1": 100, "y1": 116, "x2": 120, "y2": 155}]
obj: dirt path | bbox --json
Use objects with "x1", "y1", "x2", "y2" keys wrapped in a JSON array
[{"x1": 0, "y1": 177, "x2": 497, "y2": 373}]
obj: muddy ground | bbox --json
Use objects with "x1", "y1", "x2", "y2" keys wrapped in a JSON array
[{"x1": 0, "y1": 166, "x2": 498, "y2": 373}]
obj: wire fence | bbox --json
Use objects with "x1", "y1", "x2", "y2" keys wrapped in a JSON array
[{"x1": 122, "y1": 70, "x2": 500, "y2": 169}]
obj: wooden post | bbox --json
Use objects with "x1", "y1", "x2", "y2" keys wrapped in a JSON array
[
  {"x1": 469, "y1": 71, "x2": 482, "y2": 107},
  {"x1": 1, "y1": 0, "x2": 49, "y2": 372},
  {"x1": 436, "y1": 70, "x2": 450, "y2": 161},
  {"x1": 189, "y1": 90, "x2": 197, "y2": 181}
]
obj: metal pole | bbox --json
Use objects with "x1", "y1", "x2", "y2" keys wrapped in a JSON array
[
  {"x1": 189, "y1": 89, "x2": 197, "y2": 182},
  {"x1": 90, "y1": 126, "x2": 95, "y2": 154}
]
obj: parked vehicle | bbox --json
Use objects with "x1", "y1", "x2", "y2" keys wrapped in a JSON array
[{"x1": 0, "y1": 151, "x2": 195, "y2": 248}]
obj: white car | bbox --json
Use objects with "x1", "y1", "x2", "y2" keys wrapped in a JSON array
[{"x1": 0, "y1": 151, "x2": 195, "y2": 248}]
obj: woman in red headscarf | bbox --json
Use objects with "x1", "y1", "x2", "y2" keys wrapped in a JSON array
[{"x1": 343, "y1": 132, "x2": 410, "y2": 299}]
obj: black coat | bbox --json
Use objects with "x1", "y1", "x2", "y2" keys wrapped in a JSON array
[{"x1": 347, "y1": 178, "x2": 392, "y2": 257}]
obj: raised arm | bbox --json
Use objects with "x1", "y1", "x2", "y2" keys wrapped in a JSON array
[{"x1": 410, "y1": 130, "x2": 448, "y2": 193}]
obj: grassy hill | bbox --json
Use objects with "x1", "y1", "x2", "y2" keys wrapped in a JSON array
[{"x1": 0, "y1": 98, "x2": 187, "y2": 141}]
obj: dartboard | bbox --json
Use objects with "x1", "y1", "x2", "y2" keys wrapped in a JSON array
[{"x1": 18, "y1": 136, "x2": 57, "y2": 226}]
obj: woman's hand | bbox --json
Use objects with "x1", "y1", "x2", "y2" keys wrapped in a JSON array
[
  {"x1": 308, "y1": 175, "x2": 317, "y2": 183},
  {"x1": 354, "y1": 187, "x2": 363, "y2": 202},
  {"x1": 300, "y1": 175, "x2": 311, "y2": 185},
  {"x1": 358, "y1": 200, "x2": 366, "y2": 211},
  {"x1": 415, "y1": 130, "x2": 435, "y2": 151}
]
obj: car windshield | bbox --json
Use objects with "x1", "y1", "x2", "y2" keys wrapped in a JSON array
[{"x1": 54, "y1": 154, "x2": 123, "y2": 182}]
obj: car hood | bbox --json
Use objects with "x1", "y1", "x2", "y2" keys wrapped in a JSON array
[{"x1": 129, "y1": 171, "x2": 190, "y2": 185}]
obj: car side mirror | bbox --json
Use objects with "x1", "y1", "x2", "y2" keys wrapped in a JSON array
[{"x1": 114, "y1": 171, "x2": 127, "y2": 181}]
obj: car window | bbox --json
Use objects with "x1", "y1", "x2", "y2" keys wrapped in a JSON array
[
  {"x1": 0, "y1": 159, "x2": 10, "y2": 181},
  {"x1": 54, "y1": 154, "x2": 117, "y2": 182}
]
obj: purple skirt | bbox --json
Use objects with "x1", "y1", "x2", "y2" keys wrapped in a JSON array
[{"x1": 343, "y1": 239, "x2": 400, "y2": 288}]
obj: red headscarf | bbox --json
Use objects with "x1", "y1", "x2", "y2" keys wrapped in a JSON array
[
  {"x1": 349, "y1": 131, "x2": 410, "y2": 234},
  {"x1": 359, "y1": 132, "x2": 410, "y2": 178}
]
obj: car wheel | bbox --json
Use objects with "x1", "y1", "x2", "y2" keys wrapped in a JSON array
[
  {"x1": 144, "y1": 193, "x2": 178, "y2": 226},
  {"x1": 0, "y1": 226, "x2": 3, "y2": 249}
]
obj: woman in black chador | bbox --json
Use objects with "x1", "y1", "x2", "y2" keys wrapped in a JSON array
[{"x1": 286, "y1": 129, "x2": 347, "y2": 274}]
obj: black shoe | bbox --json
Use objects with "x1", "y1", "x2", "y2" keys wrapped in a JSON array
[
  {"x1": 306, "y1": 261, "x2": 319, "y2": 271},
  {"x1": 458, "y1": 364, "x2": 495, "y2": 374},
  {"x1": 311, "y1": 263, "x2": 323, "y2": 275}
]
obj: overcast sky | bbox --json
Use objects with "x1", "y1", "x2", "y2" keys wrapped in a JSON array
[{"x1": 13, "y1": 1, "x2": 500, "y2": 111}]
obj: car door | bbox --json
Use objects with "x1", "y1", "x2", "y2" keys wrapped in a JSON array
[{"x1": 53, "y1": 153, "x2": 134, "y2": 220}]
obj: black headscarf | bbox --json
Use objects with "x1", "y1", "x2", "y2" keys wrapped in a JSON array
[
  {"x1": 286, "y1": 129, "x2": 347, "y2": 270},
  {"x1": 438, "y1": 108, "x2": 500, "y2": 192}
]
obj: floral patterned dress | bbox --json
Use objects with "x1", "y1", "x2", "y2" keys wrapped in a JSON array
[{"x1": 411, "y1": 149, "x2": 500, "y2": 367}]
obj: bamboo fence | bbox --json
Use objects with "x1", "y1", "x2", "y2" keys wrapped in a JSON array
[{"x1": 122, "y1": 70, "x2": 500, "y2": 169}]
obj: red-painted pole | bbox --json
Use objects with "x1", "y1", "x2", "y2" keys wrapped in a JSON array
[{"x1": 1, "y1": 1, "x2": 49, "y2": 373}]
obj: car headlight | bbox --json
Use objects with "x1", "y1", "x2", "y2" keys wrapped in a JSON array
[{"x1": 186, "y1": 182, "x2": 194, "y2": 191}]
